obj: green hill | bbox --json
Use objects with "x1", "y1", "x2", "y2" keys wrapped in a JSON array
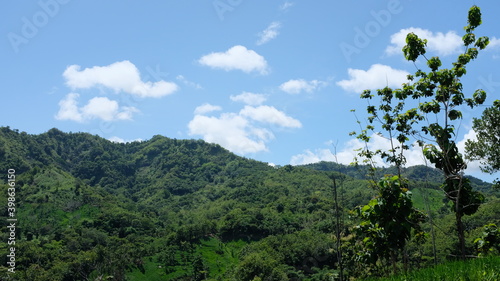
[{"x1": 0, "y1": 127, "x2": 498, "y2": 280}]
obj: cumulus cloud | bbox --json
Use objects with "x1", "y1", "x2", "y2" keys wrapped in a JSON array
[
  {"x1": 81, "y1": 97, "x2": 120, "y2": 121},
  {"x1": 63, "y1": 60, "x2": 178, "y2": 98},
  {"x1": 240, "y1": 105, "x2": 302, "y2": 128},
  {"x1": 108, "y1": 136, "x2": 143, "y2": 143},
  {"x1": 290, "y1": 136, "x2": 378, "y2": 166},
  {"x1": 291, "y1": 130, "x2": 483, "y2": 178},
  {"x1": 291, "y1": 134, "x2": 427, "y2": 167},
  {"x1": 280, "y1": 79, "x2": 326, "y2": 94},
  {"x1": 257, "y1": 21, "x2": 282, "y2": 45},
  {"x1": 194, "y1": 103, "x2": 222, "y2": 115},
  {"x1": 188, "y1": 101, "x2": 301, "y2": 155},
  {"x1": 54, "y1": 93, "x2": 84, "y2": 122},
  {"x1": 336, "y1": 64, "x2": 409, "y2": 93},
  {"x1": 108, "y1": 136, "x2": 126, "y2": 143},
  {"x1": 55, "y1": 94, "x2": 139, "y2": 122},
  {"x1": 456, "y1": 128, "x2": 482, "y2": 173},
  {"x1": 188, "y1": 113, "x2": 270, "y2": 154},
  {"x1": 198, "y1": 45, "x2": 269, "y2": 74},
  {"x1": 230, "y1": 92, "x2": 267, "y2": 106},
  {"x1": 290, "y1": 149, "x2": 337, "y2": 165},
  {"x1": 488, "y1": 37, "x2": 500, "y2": 49},
  {"x1": 386, "y1": 27, "x2": 463, "y2": 57}
]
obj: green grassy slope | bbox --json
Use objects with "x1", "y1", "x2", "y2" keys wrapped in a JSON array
[{"x1": 364, "y1": 256, "x2": 500, "y2": 281}]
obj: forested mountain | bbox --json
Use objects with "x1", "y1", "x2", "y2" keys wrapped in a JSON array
[
  {"x1": 0, "y1": 127, "x2": 498, "y2": 280},
  {"x1": 301, "y1": 162, "x2": 496, "y2": 197}
]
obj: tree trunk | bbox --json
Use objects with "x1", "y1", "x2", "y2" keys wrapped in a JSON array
[
  {"x1": 332, "y1": 177, "x2": 344, "y2": 281},
  {"x1": 422, "y1": 182, "x2": 438, "y2": 265},
  {"x1": 456, "y1": 210, "x2": 466, "y2": 260},
  {"x1": 455, "y1": 179, "x2": 467, "y2": 260},
  {"x1": 391, "y1": 250, "x2": 397, "y2": 275}
]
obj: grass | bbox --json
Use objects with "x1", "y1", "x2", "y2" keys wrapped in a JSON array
[
  {"x1": 411, "y1": 187, "x2": 445, "y2": 213},
  {"x1": 127, "y1": 259, "x2": 167, "y2": 281},
  {"x1": 126, "y1": 238, "x2": 248, "y2": 281},
  {"x1": 363, "y1": 256, "x2": 500, "y2": 281},
  {"x1": 198, "y1": 238, "x2": 245, "y2": 278}
]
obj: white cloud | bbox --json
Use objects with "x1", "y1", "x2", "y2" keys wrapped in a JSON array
[
  {"x1": 55, "y1": 94, "x2": 139, "y2": 122},
  {"x1": 280, "y1": 79, "x2": 326, "y2": 94},
  {"x1": 488, "y1": 37, "x2": 500, "y2": 49},
  {"x1": 63, "y1": 60, "x2": 178, "y2": 98},
  {"x1": 109, "y1": 136, "x2": 126, "y2": 143},
  {"x1": 257, "y1": 21, "x2": 281, "y2": 45},
  {"x1": 108, "y1": 136, "x2": 143, "y2": 143},
  {"x1": 81, "y1": 97, "x2": 120, "y2": 121},
  {"x1": 240, "y1": 105, "x2": 302, "y2": 128},
  {"x1": 343, "y1": 134, "x2": 429, "y2": 167},
  {"x1": 188, "y1": 113, "x2": 270, "y2": 154},
  {"x1": 292, "y1": 130, "x2": 483, "y2": 175},
  {"x1": 115, "y1": 106, "x2": 139, "y2": 121},
  {"x1": 55, "y1": 93, "x2": 83, "y2": 122},
  {"x1": 456, "y1": 128, "x2": 482, "y2": 173},
  {"x1": 198, "y1": 45, "x2": 269, "y2": 74},
  {"x1": 230, "y1": 92, "x2": 267, "y2": 106},
  {"x1": 188, "y1": 100, "x2": 301, "y2": 155},
  {"x1": 456, "y1": 128, "x2": 476, "y2": 153},
  {"x1": 176, "y1": 75, "x2": 202, "y2": 89},
  {"x1": 290, "y1": 149, "x2": 338, "y2": 165},
  {"x1": 291, "y1": 135, "x2": 425, "y2": 167},
  {"x1": 194, "y1": 103, "x2": 222, "y2": 115},
  {"x1": 386, "y1": 27, "x2": 462, "y2": 57},
  {"x1": 336, "y1": 64, "x2": 409, "y2": 93},
  {"x1": 280, "y1": 2, "x2": 294, "y2": 11}
]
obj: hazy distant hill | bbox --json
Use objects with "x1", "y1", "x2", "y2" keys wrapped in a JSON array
[{"x1": 301, "y1": 161, "x2": 495, "y2": 195}]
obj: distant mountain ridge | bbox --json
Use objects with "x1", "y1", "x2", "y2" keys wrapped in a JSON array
[
  {"x1": 0, "y1": 126, "x2": 492, "y2": 194},
  {"x1": 300, "y1": 161, "x2": 494, "y2": 195}
]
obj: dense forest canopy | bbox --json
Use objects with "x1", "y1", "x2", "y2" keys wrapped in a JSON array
[{"x1": 0, "y1": 126, "x2": 498, "y2": 280}]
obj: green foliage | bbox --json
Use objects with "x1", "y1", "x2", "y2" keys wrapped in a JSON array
[
  {"x1": 0, "y1": 12, "x2": 497, "y2": 281},
  {"x1": 354, "y1": 5, "x2": 491, "y2": 263},
  {"x1": 0, "y1": 123, "x2": 497, "y2": 280},
  {"x1": 363, "y1": 255, "x2": 500, "y2": 281},
  {"x1": 474, "y1": 224, "x2": 500, "y2": 256},
  {"x1": 352, "y1": 176, "x2": 426, "y2": 276},
  {"x1": 233, "y1": 252, "x2": 288, "y2": 281},
  {"x1": 401, "y1": 5, "x2": 491, "y2": 260},
  {"x1": 465, "y1": 101, "x2": 500, "y2": 184}
]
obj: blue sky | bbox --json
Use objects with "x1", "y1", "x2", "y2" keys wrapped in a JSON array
[{"x1": 2, "y1": 0, "x2": 500, "y2": 182}]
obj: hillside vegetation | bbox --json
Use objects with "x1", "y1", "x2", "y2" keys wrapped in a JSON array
[{"x1": 0, "y1": 127, "x2": 498, "y2": 280}]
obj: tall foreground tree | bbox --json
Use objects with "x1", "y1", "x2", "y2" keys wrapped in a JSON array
[
  {"x1": 410, "y1": 5, "x2": 488, "y2": 259},
  {"x1": 350, "y1": 25, "x2": 428, "y2": 275},
  {"x1": 355, "y1": 5, "x2": 489, "y2": 260},
  {"x1": 465, "y1": 100, "x2": 500, "y2": 185}
]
